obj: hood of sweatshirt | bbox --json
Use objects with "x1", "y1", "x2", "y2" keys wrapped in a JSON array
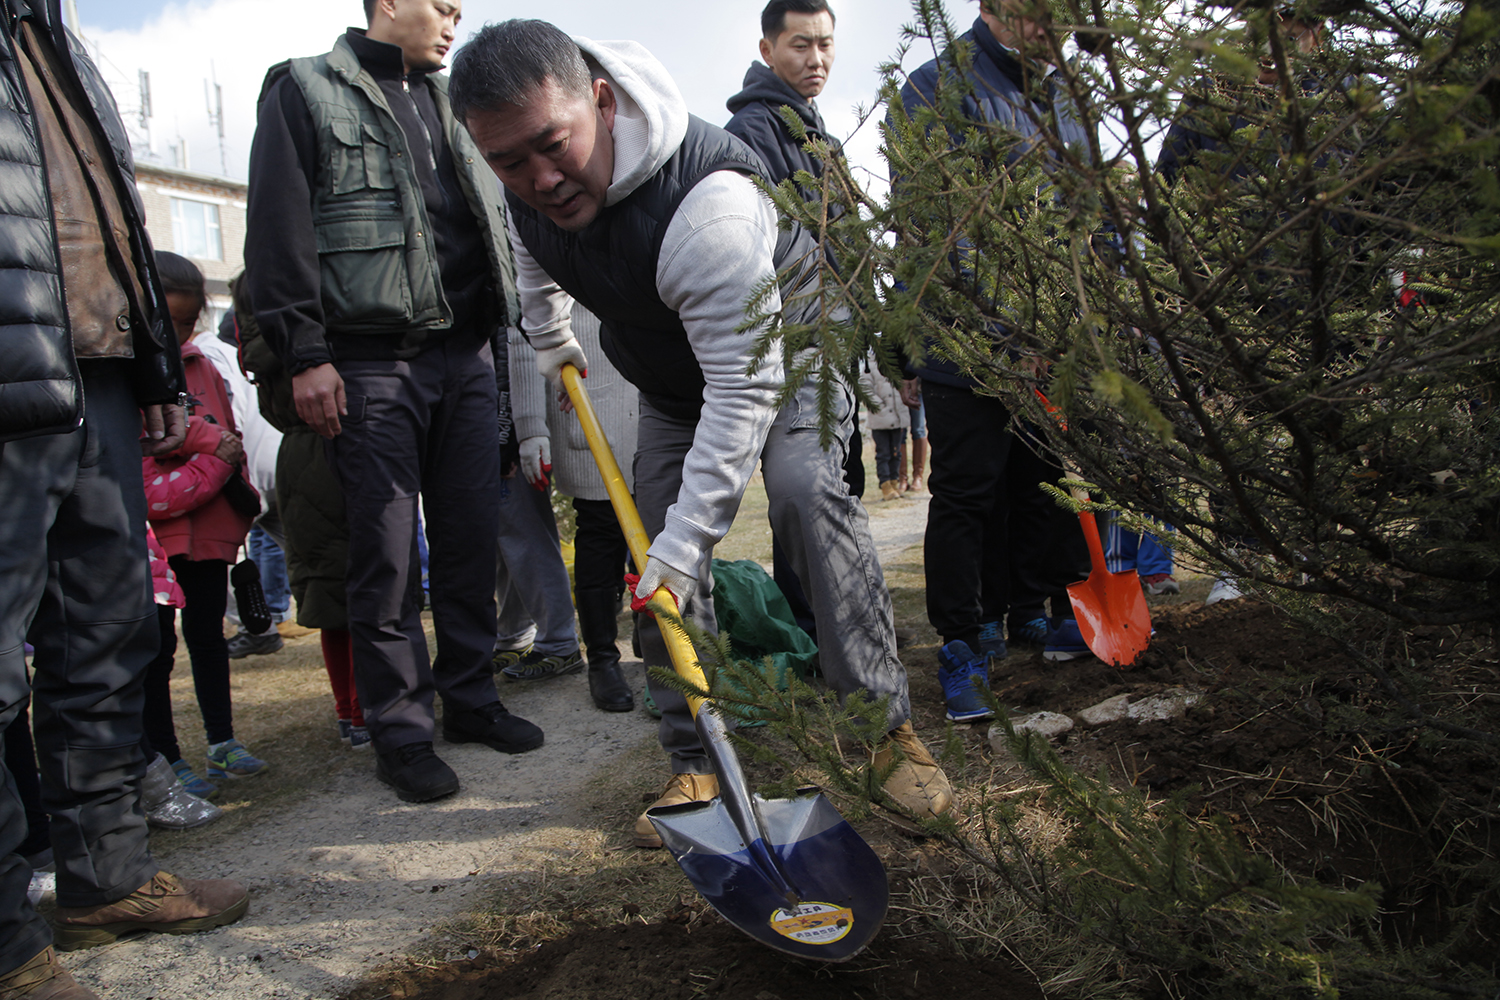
[
  {"x1": 572, "y1": 36, "x2": 688, "y2": 208},
  {"x1": 725, "y1": 61, "x2": 824, "y2": 134}
]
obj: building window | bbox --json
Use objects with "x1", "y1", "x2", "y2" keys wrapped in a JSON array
[{"x1": 170, "y1": 197, "x2": 222, "y2": 261}]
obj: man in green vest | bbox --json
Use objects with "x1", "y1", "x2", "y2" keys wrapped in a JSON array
[{"x1": 244, "y1": 0, "x2": 543, "y2": 804}]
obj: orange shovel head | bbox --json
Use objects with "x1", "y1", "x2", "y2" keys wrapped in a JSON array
[{"x1": 1066, "y1": 512, "x2": 1152, "y2": 668}]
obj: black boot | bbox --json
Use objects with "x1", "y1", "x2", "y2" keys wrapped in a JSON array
[{"x1": 577, "y1": 587, "x2": 634, "y2": 712}]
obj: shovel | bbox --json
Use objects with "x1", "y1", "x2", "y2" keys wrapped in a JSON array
[
  {"x1": 1034, "y1": 391, "x2": 1152, "y2": 668},
  {"x1": 559, "y1": 364, "x2": 888, "y2": 962}
]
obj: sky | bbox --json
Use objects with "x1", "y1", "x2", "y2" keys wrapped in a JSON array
[{"x1": 72, "y1": 0, "x2": 968, "y2": 187}]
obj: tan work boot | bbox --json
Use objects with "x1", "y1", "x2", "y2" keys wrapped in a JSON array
[
  {"x1": 871, "y1": 722, "x2": 955, "y2": 819},
  {"x1": 52, "y1": 871, "x2": 249, "y2": 952},
  {"x1": 633, "y1": 773, "x2": 720, "y2": 849},
  {"x1": 0, "y1": 948, "x2": 96, "y2": 1000},
  {"x1": 880, "y1": 480, "x2": 899, "y2": 501}
]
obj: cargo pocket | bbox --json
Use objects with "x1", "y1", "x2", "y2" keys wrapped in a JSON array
[
  {"x1": 328, "y1": 119, "x2": 367, "y2": 195},
  {"x1": 315, "y1": 209, "x2": 411, "y2": 327}
]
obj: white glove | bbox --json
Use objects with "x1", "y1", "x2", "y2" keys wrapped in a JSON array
[
  {"x1": 533, "y1": 337, "x2": 587, "y2": 386},
  {"x1": 634, "y1": 556, "x2": 698, "y2": 613},
  {"x1": 519, "y1": 436, "x2": 551, "y2": 489}
]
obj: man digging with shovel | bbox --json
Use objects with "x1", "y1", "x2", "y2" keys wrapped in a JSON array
[{"x1": 448, "y1": 18, "x2": 954, "y2": 846}]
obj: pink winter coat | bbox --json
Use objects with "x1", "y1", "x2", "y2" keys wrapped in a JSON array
[
  {"x1": 143, "y1": 342, "x2": 256, "y2": 563},
  {"x1": 147, "y1": 525, "x2": 185, "y2": 608}
]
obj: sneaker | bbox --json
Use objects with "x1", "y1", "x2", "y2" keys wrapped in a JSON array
[
  {"x1": 442, "y1": 701, "x2": 544, "y2": 754},
  {"x1": 375, "y1": 742, "x2": 459, "y2": 802},
  {"x1": 633, "y1": 773, "x2": 719, "y2": 849},
  {"x1": 490, "y1": 643, "x2": 532, "y2": 673},
  {"x1": 500, "y1": 648, "x2": 584, "y2": 682},
  {"x1": 0, "y1": 946, "x2": 98, "y2": 998},
  {"x1": 1205, "y1": 577, "x2": 1243, "y2": 605},
  {"x1": 870, "y1": 722, "x2": 954, "y2": 819},
  {"x1": 937, "y1": 640, "x2": 995, "y2": 722},
  {"x1": 1008, "y1": 616, "x2": 1050, "y2": 647},
  {"x1": 205, "y1": 739, "x2": 268, "y2": 780},
  {"x1": 976, "y1": 620, "x2": 1008, "y2": 662},
  {"x1": 51, "y1": 871, "x2": 249, "y2": 951},
  {"x1": 338, "y1": 718, "x2": 373, "y2": 750},
  {"x1": 226, "y1": 629, "x2": 283, "y2": 659},
  {"x1": 642, "y1": 684, "x2": 662, "y2": 719},
  {"x1": 169, "y1": 759, "x2": 217, "y2": 800},
  {"x1": 1141, "y1": 573, "x2": 1180, "y2": 596},
  {"x1": 1043, "y1": 618, "x2": 1092, "y2": 662}
]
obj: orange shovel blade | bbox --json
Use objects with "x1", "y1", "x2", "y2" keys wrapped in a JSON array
[
  {"x1": 1067, "y1": 571, "x2": 1152, "y2": 668},
  {"x1": 1067, "y1": 511, "x2": 1152, "y2": 668}
]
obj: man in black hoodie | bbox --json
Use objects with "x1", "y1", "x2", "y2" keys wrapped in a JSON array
[
  {"x1": 725, "y1": 0, "x2": 863, "y2": 639},
  {"x1": 725, "y1": 1, "x2": 837, "y2": 204}
]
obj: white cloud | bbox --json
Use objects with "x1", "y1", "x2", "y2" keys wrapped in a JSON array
[{"x1": 78, "y1": 0, "x2": 939, "y2": 187}]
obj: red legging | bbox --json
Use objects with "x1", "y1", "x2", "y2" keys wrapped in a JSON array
[{"x1": 319, "y1": 628, "x2": 364, "y2": 726}]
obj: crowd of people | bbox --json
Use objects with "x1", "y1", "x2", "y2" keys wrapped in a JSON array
[{"x1": 0, "y1": 0, "x2": 1277, "y2": 994}]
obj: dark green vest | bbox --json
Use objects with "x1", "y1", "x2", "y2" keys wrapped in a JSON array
[{"x1": 284, "y1": 36, "x2": 516, "y2": 336}]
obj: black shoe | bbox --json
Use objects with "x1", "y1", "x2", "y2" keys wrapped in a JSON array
[
  {"x1": 442, "y1": 702, "x2": 544, "y2": 754},
  {"x1": 576, "y1": 587, "x2": 633, "y2": 712},
  {"x1": 375, "y1": 742, "x2": 459, "y2": 802},
  {"x1": 588, "y1": 663, "x2": 634, "y2": 712},
  {"x1": 227, "y1": 629, "x2": 284, "y2": 659}
]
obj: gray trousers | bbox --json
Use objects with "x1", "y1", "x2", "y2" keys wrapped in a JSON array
[
  {"x1": 637, "y1": 379, "x2": 910, "y2": 774},
  {"x1": 0, "y1": 361, "x2": 160, "y2": 974},
  {"x1": 494, "y1": 475, "x2": 578, "y2": 657},
  {"x1": 330, "y1": 336, "x2": 503, "y2": 751}
]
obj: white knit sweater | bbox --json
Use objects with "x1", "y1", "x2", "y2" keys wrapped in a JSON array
[{"x1": 509, "y1": 305, "x2": 637, "y2": 501}]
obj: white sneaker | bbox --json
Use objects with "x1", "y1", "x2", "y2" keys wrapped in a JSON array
[{"x1": 1205, "y1": 577, "x2": 1243, "y2": 605}]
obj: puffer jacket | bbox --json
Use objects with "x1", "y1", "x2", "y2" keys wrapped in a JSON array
[
  {"x1": 143, "y1": 342, "x2": 255, "y2": 563},
  {"x1": 860, "y1": 354, "x2": 910, "y2": 432},
  {"x1": 0, "y1": 0, "x2": 184, "y2": 443}
]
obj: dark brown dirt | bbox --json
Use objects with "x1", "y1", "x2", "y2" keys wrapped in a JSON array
[
  {"x1": 966, "y1": 600, "x2": 1500, "y2": 963},
  {"x1": 344, "y1": 907, "x2": 1044, "y2": 1000},
  {"x1": 345, "y1": 597, "x2": 1498, "y2": 999}
]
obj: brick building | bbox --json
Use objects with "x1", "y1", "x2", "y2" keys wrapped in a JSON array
[{"x1": 134, "y1": 162, "x2": 247, "y2": 334}]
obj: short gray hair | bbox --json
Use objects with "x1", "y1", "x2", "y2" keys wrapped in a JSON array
[{"x1": 449, "y1": 20, "x2": 593, "y2": 123}]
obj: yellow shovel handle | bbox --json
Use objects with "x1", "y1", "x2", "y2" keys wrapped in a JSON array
[{"x1": 560, "y1": 364, "x2": 709, "y2": 717}]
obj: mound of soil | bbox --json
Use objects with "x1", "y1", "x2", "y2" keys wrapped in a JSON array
[
  {"x1": 346, "y1": 598, "x2": 1497, "y2": 999},
  {"x1": 345, "y1": 911, "x2": 1044, "y2": 1000},
  {"x1": 984, "y1": 600, "x2": 1499, "y2": 961}
]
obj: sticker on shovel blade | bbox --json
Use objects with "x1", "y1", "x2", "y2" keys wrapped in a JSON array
[{"x1": 768, "y1": 902, "x2": 855, "y2": 945}]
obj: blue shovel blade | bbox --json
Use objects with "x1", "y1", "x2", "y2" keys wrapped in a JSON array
[{"x1": 649, "y1": 789, "x2": 888, "y2": 962}]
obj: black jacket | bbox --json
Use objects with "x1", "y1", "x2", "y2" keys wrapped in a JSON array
[
  {"x1": 0, "y1": 0, "x2": 184, "y2": 443},
  {"x1": 724, "y1": 62, "x2": 840, "y2": 197}
]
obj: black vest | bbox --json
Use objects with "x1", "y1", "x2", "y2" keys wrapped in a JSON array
[{"x1": 508, "y1": 116, "x2": 821, "y2": 421}]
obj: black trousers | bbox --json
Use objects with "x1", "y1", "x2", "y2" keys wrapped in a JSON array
[
  {"x1": 922, "y1": 382, "x2": 1089, "y2": 648},
  {"x1": 572, "y1": 498, "x2": 631, "y2": 598},
  {"x1": 0, "y1": 360, "x2": 160, "y2": 973},
  {"x1": 142, "y1": 556, "x2": 235, "y2": 765},
  {"x1": 330, "y1": 336, "x2": 503, "y2": 751}
]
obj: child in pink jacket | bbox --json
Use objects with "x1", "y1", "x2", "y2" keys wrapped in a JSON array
[{"x1": 141, "y1": 253, "x2": 269, "y2": 797}]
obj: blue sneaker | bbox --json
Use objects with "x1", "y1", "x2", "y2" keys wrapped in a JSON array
[
  {"x1": 206, "y1": 739, "x2": 268, "y2": 779},
  {"x1": 976, "y1": 620, "x2": 1008, "y2": 662},
  {"x1": 937, "y1": 640, "x2": 995, "y2": 722},
  {"x1": 1009, "y1": 616, "x2": 1050, "y2": 646},
  {"x1": 170, "y1": 759, "x2": 218, "y2": 799},
  {"x1": 1043, "y1": 618, "x2": 1092, "y2": 662}
]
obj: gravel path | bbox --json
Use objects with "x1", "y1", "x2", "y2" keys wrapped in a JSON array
[{"x1": 61, "y1": 489, "x2": 932, "y2": 999}]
